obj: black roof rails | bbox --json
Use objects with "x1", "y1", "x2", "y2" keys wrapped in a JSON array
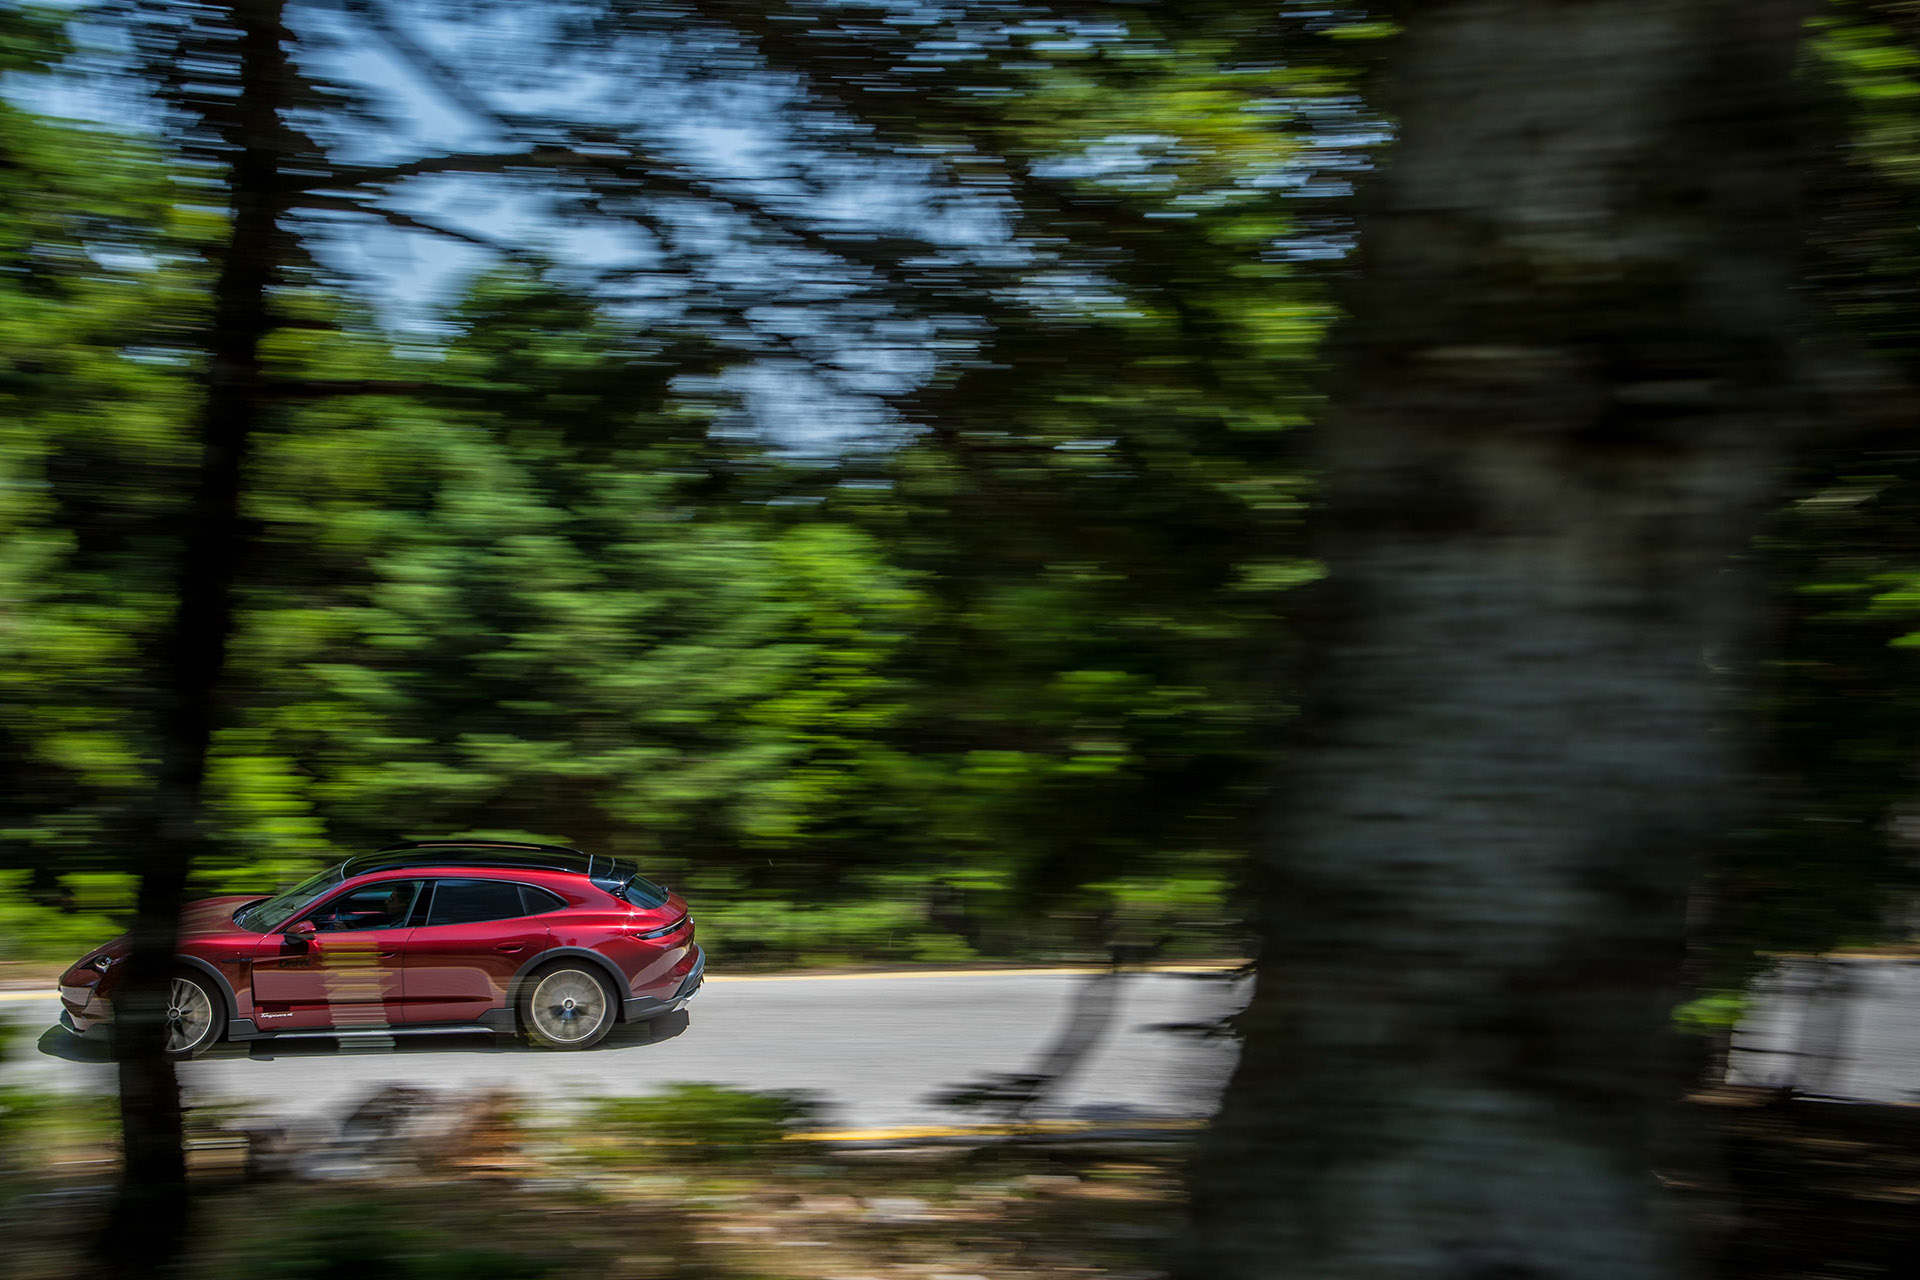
[
  {"x1": 345, "y1": 839, "x2": 627, "y2": 887},
  {"x1": 343, "y1": 840, "x2": 645, "y2": 901},
  {"x1": 376, "y1": 838, "x2": 589, "y2": 856}
]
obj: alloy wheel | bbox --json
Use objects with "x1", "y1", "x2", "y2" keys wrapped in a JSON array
[
  {"x1": 165, "y1": 976, "x2": 216, "y2": 1054},
  {"x1": 528, "y1": 968, "x2": 611, "y2": 1045}
]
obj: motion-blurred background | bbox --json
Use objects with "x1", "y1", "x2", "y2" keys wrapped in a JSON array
[{"x1": 3, "y1": 2, "x2": 1920, "y2": 1278}]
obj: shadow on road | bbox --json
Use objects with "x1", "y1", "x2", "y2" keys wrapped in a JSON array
[
  {"x1": 33, "y1": 1010, "x2": 691, "y2": 1062},
  {"x1": 927, "y1": 960, "x2": 1249, "y2": 1122},
  {"x1": 36, "y1": 1024, "x2": 112, "y2": 1062},
  {"x1": 929, "y1": 963, "x2": 1125, "y2": 1119}
]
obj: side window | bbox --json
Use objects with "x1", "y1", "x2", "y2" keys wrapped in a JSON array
[
  {"x1": 520, "y1": 885, "x2": 566, "y2": 915},
  {"x1": 307, "y1": 881, "x2": 422, "y2": 932},
  {"x1": 425, "y1": 879, "x2": 529, "y2": 927}
]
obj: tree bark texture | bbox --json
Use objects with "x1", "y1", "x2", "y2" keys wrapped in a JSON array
[
  {"x1": 1185, "y1": 4, "x2": 1811, "y2": 1279},
  {"x1": 103, "y1": 2, "x2": 288, "y2": 1272}
]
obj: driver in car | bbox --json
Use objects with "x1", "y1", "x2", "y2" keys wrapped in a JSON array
[
  {"x1": 322, "y1": 885, "x2": 414, "y2": 931},
  {"x1": 373, "y1": 886, "x2": 413, "y2": 928}
]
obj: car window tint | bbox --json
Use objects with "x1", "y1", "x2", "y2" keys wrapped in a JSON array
[
  {"x1": 519, "y1": 885, "x2": 566, "y2": 915},
  {"x1": 618, "y1": 873, "x2": 670, "y2": 909},
  {"x1": 425, "y1": 878, "x2": 528, "y2": 926},
  {"x1": 308, "y1": 881, "x2": 422, "y2": 932}
]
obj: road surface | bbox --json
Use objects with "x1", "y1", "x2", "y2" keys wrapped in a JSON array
[
  {"x1": 0, "y1": 968, "x2": 1248, "y2": 1131},
  {"x1": 1726, "y1": 957, "x2": 1920, "y2": 1102},
  {"x1": 7, "y1": 959, "x2": 1917, "y2": 1131}
]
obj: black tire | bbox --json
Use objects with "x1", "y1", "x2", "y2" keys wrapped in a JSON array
[
  {"x1": 163, "y1": 971, "x2": 223, "y2": 1059},
  {"x1": 517, "y1": 963, "x2": 618, "y2": 1050}
]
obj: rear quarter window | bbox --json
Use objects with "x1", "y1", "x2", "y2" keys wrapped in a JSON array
[
  {"x1": 520, "y1": 884, "x2": 567, "y2": 915},
  {"x1": 426, "y1": 878, "x2": 529, "y2": 926}
]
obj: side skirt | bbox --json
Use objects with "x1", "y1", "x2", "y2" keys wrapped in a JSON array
[{"x1": 224, "y1": 1018, "x2": 499, "y2": 1042}]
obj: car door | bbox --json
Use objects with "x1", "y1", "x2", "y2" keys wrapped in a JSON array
[
  {"x1": 249, "y1": 879, "x2": 423, "y2": 1031},
  {"x1": 398, "y1": 879, "x2": 557, "y2": 1025}
]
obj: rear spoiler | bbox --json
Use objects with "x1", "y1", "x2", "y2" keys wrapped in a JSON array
[{"x1": 591, "y1": 857, "x2": 670, "y2": 904}]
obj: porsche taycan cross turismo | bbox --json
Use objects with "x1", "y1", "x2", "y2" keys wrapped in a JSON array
[{"x1": 57, "y1": 840, "x2": 703, "y2": 1057}]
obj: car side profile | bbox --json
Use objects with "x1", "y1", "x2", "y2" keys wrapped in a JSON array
[{"x1": 57, "y1": 840, "x2": 703, "y2": 1057}]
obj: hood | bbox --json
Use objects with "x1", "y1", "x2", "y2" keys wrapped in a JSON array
[
  {"x1": 181, "y1": 893, "x2": 268, "y2": 935},
  {"x1": 61, "y1": 894, "x2": 269, "y2": 986}
]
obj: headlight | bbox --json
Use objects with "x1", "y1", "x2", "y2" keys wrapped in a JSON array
[{"x1": 86, "y1": 954, "x2": 115, "y2": 973}]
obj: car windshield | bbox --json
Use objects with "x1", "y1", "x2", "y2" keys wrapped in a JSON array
[{"x1": 235, "y1": 864, "x2": 346, "y2": 932}]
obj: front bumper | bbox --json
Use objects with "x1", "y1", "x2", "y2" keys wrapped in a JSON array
[
  {"x1": 60, "y1": 1006, "x2": 108, "y2": 1037},
  {"x1": 623, "y1": 944, "x2": 704, "y2": 1021},
  {"x1": 59, "y1": 984, "x2": 112, "y2": 1036}
]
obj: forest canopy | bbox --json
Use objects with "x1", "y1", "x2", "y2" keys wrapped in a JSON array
[{"x1": 2, "y1": 3, "x2": 1916, "y2": 980}]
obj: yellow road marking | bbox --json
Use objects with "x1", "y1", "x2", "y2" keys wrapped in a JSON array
[{"x1": 789, "y1": 1117, "x2": 1206, "y2": 1143}]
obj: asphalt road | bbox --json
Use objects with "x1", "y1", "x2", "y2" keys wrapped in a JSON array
[
  {"x1": 1726, "y1": 957, "x2": 1920, "y2": 1102},
  {"x1": 0, "y1": 969, "x2": 1248, "y2": 1132},
  {"x1": 8, "y1": 959, "x2": 1918, "y2": 1131}
]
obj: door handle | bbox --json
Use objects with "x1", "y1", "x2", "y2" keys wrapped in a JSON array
[
  {"x1": 495, "y1": 944, "x2": 523, "y2": 954},
  {"x1": 377, "y1": 950, "x2": 399, "y2": 959}
]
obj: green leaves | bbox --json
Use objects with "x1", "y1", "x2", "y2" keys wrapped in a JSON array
[{"x1": 0, "y1": 12, "x2": 1311, "y2": 967}]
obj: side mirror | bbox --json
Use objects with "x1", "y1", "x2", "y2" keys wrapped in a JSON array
[{"x1": 285, "y1": 920, "x2": 317, "y2": 946}]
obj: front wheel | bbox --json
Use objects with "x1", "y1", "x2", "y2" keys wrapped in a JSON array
[
  {"x1": 519, "y1": 964, "x2": 617, "y2": 1050},
  {"x1": 164, "y1": 973, "x2": 222, "y2": 1059}
]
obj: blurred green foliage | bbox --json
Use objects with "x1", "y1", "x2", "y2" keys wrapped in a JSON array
[
  {"x1": 1696, "y1": 0, "x2": 1920, "y2": 978},
  {"x1": 0, "y1": 872, "x2": 129, "y2": 960},
  {"x1": 2, "y1": 1, "x2": 1919, "y2": 991},
  {"x1": 0, "y1": 8, "x2": 1318, "y2": 967},
  {"x1": 0, "y1": 1010, "x2": 118, "y2": 1195},
  {"x1": 260, "y1": 1201, "x2": 551, "y2": 1280},
  {"x1": 590, "y1": 1082, "x2": 817, "y2": 1162}
]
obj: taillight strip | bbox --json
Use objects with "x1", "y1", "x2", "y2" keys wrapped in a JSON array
[{"x1": 633, "y1": 913, "x2": 689, "y2": 940}]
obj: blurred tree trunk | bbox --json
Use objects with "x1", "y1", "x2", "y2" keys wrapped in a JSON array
[
  {"x1": 1185, "y1": 3, "x2": 1811, "y2": 1278},
  {"x1": 103, "y1": 1, "x2": 289, "y2": 1272}
]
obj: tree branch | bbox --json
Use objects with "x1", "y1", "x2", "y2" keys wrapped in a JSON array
[
  {"x1": 309, "y1": 146, "x2": 921, "y2": 289},
  {"x1": 302, "y1": 192, "x2": 524, "y2": 254},
  {"x1": 309, "y1": 147, "x2": 593, "y2": 189},
  {"x1": 339, "y1": 0, "x2": 538, "y2": 138}
]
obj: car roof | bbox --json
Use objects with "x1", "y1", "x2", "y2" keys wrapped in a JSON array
[{"x1": 343, "y1": 840, "x2": 633, "y2": 891}]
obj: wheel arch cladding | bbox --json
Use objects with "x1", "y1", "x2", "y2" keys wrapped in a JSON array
[{"x1": 174, "y1": 954, "x2": 236, "y2": 1024}]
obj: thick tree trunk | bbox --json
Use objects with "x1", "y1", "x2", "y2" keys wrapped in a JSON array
[
  {"x1": 1185, "y1": 4, "x2": 1809, "y2": 1278},
  {"x1": 102, "y1": 2, "x2": 288, "y2": 1273}
]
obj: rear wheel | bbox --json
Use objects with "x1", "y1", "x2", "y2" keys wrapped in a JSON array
[
  {"x1": 519, "y1": 964, "x2": 617, "y2": 1050},
  {"x1": 164, "y1": 973, "x2": 221, "y2": 1059}
]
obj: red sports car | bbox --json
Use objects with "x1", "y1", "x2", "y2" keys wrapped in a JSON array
[{"x1": 56, "y1": 840, "x2": 703, "y2": 1057}]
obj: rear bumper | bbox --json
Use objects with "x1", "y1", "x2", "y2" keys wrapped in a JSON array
[{"x1": 623, "y1": 944, "x2": 704, "y2": 1021}]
